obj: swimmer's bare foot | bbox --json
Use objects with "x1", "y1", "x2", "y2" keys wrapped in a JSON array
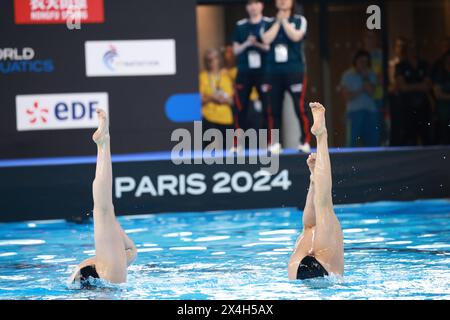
[
  {"x1": 307, "y1": 153, "x2": 316, "y2": 182},
  {"x1": 92, "y1": 109, "x2": 109, "y2": 144},
  {"x1": 309, "y1": 102, "x2": 326, "y2": 137}
]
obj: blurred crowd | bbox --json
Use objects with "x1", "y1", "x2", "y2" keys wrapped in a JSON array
[
  {"x1": 387, "y1": 37, "x2": 450, "y2": 146},
  {"x1": 199, "y1": 0, "x2": 450, "y2": 151},
  {"x1": 340, "y1": 35, "x2": 450, "y2": 147},
  {"x1": 200, "y1": 0, "x2": 309, "y2": 154}
]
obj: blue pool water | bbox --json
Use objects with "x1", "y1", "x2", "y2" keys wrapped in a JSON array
[{"x1": 0, "y1": 199, "x2": 449, "y2": 300}]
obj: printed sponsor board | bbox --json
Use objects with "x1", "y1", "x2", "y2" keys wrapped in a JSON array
[
  {"x1": 85, "y1": 39, "x2": 176, "y2": 77},
  {"x1": 14, "y1": 0, "x2": 104, "y2": 24},
  {"x1": 16, "y1": 92, "x2": 109, "y2": 131}
]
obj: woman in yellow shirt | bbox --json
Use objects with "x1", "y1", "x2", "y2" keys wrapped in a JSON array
[{"x1": 199, "y1": 48, "x2": 235, "y2": 145}]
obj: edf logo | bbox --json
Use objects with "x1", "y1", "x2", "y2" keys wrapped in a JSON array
[
  {"x1": 16, "y1": 92, "x2": 109, "y2": 131},
  {"x1": 54, "y1": 101, "x2": 98, "y2": 121}
]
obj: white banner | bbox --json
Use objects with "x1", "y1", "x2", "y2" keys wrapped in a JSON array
[
  {"x1": 85, "y1": 39, "x2": 176, "y2": 77},
  {"x1": 16, "y1": 92, "x2": 109, "y2": 131}
]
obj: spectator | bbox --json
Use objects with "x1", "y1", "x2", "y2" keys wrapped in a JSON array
[
  {"x1": 388, "y1": 37, "x2": 408, "y2": 92},
  {"x1": 363, "y1": 31, "x2": 386, "y2": 144},
  {"x1": 199, "y1": 48, "x2": 234, "y2": 147},
  {"x1": 340, "y1": 50, "x2": 379, "y2": 147},
  {"x1": 363, "y1": 31, "x2": 384, "y2": 110},
  {"x1": 262, "y1": 0, "x2": 309, "y2": 154},
  {"x1": 395, "y1": 41, "x2": 432, "y2": 146},
  {"x1": 232, "y1": 0, "x2": 270, "y2": 132},
  {"x1": 431, "y1": 38, "x2": 450, "y2": 82},
  {"x1": 225, "y1": 44, "x2": 264, "y2": 133},
  {"x1": 388, "y1": 37, "x2": 408, "y2": 146},
  {"x1": 223, "y1": 45, "x2": 238, "y2": 82},
  {"x1": 433, "y1": 52, "x2": 450, "y2": 145},
  {"x1": 224, "y1": 42, "x2": 265, "y2": 152}
]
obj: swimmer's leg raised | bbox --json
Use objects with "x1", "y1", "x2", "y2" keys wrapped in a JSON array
[
  {"x1": 91, "y1": 109, "x2": 128, "y2": 282},
  {"x1": 302, "y1": 154, "x2": 317, "y2": 228},
  {"x1": 92, "y1": 110, "x2": 136, "y2": 266},
  {"x1": 92, "y1": 109, "x2": 113, "y2": 214},
  {"x1": 310, "y1": 103, "x2": 332, "y2": 207},
  {"x1": 116, "y1": 222, "x2": 137, "y2": 266},
  {"x1": 309, "y1": 102, "x2": 344, "y2": 275},
  {"x1": 288, "y1": 160, "x2": 316, "y2": 279}
]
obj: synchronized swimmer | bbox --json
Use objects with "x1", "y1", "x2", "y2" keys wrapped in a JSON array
[
  {"x1": 69, "y1": 102, "x2": 343, "y2": 286},
  {"x1": 69, "y1": 109, "x2": 137, "y2": 287},
  {"x1": 288, "y1": 102, "x2": 344, "y2": 279}
]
